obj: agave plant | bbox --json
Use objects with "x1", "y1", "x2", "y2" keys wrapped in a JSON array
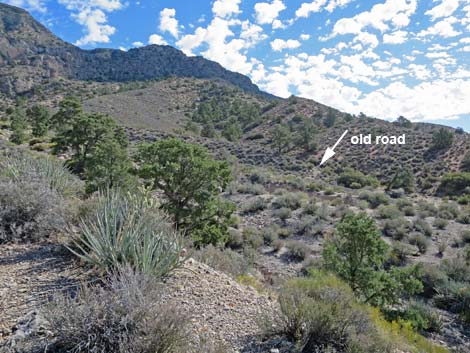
[
  {"x1": 70, "y1": 189, "x2": 184, "y2": 277},
  {"x1": 0, "y1": 152, "x2": 82, "y2": 196}
]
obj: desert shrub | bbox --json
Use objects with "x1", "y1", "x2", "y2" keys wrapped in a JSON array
[
  {"x1": 242, "y1": 227, "x2": 263, "y2": 249},
  {"x1": 437, "y1": 242, "x2": 447, "y2": 256},
  {"x1": 0, "y1": 181, "x2": 66, "y2": 243},
  {"x1": 226, "y1": 228, "x2": 243, "y2": 249},
  {"x1": 337, "y1": 168, "x2": 379, "y2": 189},
  {"x1": 330, "y1": 204, "x2": 351, "y2": 219},
  {"x1": 324, "y1": 213, "x2": 422, "y2": 306},
  {"x1": 272, "y1": 192, "x2": 303, "y2": 210},
  {"x1": 305, "y1": 181, "x2": 322, "y2": 192},
  {"x1": 387, "y1": 241, "x2": 414, "y2": 266},
  {"x1": 461, "y1": 230, "x2": 470, "y2": 244},
  {"x1": 273, "y1": 270, "x2": 394, "y2": 353},
  {"x1": 457, "y1": 195, "x2": 470, "y2": 205},
  {"x1": 301, "y1": 198, "x2": 318, "y2": 215},
  {"x1": 324, "y1": 187, "x2": 335, "y2": 195},
  {"x1": 438, "y1": 202, "x2": 460, "y2": 220},
  {"x1": 457, "y1": 207, "x2": 470, "y2": 224},
  {"x1": 433, "y1": 218, "x2": 448, "y2": 230},
  {"x1": 248, "y1": 170, "x2": 270, "y2": 184},
  {"x1": 435, "y1": 281, "x2": 470, "y2": 324},
  {"x1": 272, "y1": 207, "x2": 292, "y2": 222},
  {"x1": 285, "y1": 240, "x2": 309, "y2": 261},
  {"x1": 438, "y1": 172, "x2": 470, "y2": 196},
  {"x1": 430, "y1": 128, "x2": 454, "y2": 151},
  {"x1": 413, "y1": 219, "x2": 433, "y2": 237},
  {"x1": 295, "y1": 215, "x2": 318, "y2": 236},
  {"x1": 261, "y1": 226, "x2": 279, "y2": 245},
  {"x1": 317, "y1": 203, "x2": 331, "y2": 220},
  {"x1": 440, "y1": 256, "x2": 470, "y2": 283},
  {"x1": 394, "y1": 116, "x2": 412, "y2": 128},
  {"x1": 396, "y1": 199, "x2": 416, "y2": 216},
  {"x1": 377, "y1": 205, "x2": 402, "y2": 219},
  {"x1": 409, "y1": 233, "x2": 429, "y2": 254},
  {"x1": 242, "y1": 197, "x2": 267, "y2": 214},
  {"x1": 70, "y1": 190, "x2": 184, "y2": 276},
  {"x1": 382, "y1": 217, "x2": 410, "y2": 240},
  {"x1": 387, "y1": 167, "x2": 415, "y2": 192},
  {"x1": 17, "y1": 268, "x2": 189, "y2": 353},
  {"x1": 386, "y1": 300, "x2": 443, "y2": 333},
  {"x1": 277, "y1": 227, "x2": 292, "y2": 239},
  {"x1": 236, "y1": 182, "x2": 266, "y2": 195},
  {"x1": 272, "y1": 239, "x2": 285, "y2": 252},
  {"x1": 396, "y1": 198, "x2": 413, "y2": 210},
  {"x1": 417, "y1": 200, "x2": 438, "y2": 217},
  {"x1": 193, "y1": 244, "x2": 249, "y2": 277},
  {"x1": 1, "y1": 152, "x2": 82, "y2": 197},
  {"x1": 461, "y1": 152, "x2": 470, "y2": 172},
  {"x1": 419, "y1": 264, "x2": 448, "y2": 298},
  {"x1": 402, "y1": 206, "x2": 416, "y2": 216},
  {"x1": 359, "y1": 191, "x2": 390, "y2": 209},
  {"x1": 237, "y1": 274, "x2": 265, "y2": 293}
]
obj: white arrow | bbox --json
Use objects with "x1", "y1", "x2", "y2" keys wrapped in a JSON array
[{"x1": 319, "y1": 130, "x2": 349, "y2": 166}]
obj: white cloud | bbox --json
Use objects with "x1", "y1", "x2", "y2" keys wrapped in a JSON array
[
  {"x1": 73, "y1": 8, "x2": 116, "y2": 46},
  {"x1": 418, "y1": 16, "x2": 462, "y2": 38},
  {"x1": 176, "y1": 17, "x2": 254, "y2": 74},
  {"x1": 159, "y1": 8, "x2": 179, "y2": 38},
  {"x1": 212, "y1": 0, "x2": 241, "y2": 18},
  {"x1": 425, "y1": 0, "x2": 460, "y2": 21},
  {"x1": 295, "y1": 0, "x2": 354, "y2": 18},
  {"x1": 5, "y1": 0, "x2": 47, "y2": 13},
  {"x1": 58, "y1": 0, "x2": 124, "y2": 46},
  {"x1": 353, "y1": 31, "x2": 379, "y2": 47},
  {"x1": 271, "y1": 38, "x2": 301, "y2": 51},
  {"x1": 330, "y1": 0, "x2": 417, "y2": 37},
  {"x1": 132, "y1": 41, "x2": 144, "y2": 47},
  {"x1": 272, "y1": 19, "x2": 286, "y2": 29},
  {"x1": 240, "y1": 21, "x2": 268, "y2": 46},
  {"x1": 295, "y1": 0, "x2": 327, "y2": 18},
  {"x1": 425, "y1": 51, "x2": 449, "y2": 59},
  {"x1": 254, "y1": 0, "x2": 286, "y2": 25},
  {"x1": 460, "y1": 46, "x2": 470, "y2": 52},
  {"x1": 356, "y1": 80, "x2": 470, "y2": 122},
  {"x1": 324, "y1": 0, "x2": 355, "y2": 12},
  {"x1": 176, "y1": 27, "x2": 207, "y2": 56},
  {"x1": 408, "y1": 64, "x2": 431, "y2": 79},
  {"x1": 383, "y1": 30, "x2": 408, "y2": 44},
  {"x1": 148, "y1": 34, "x2": 167, "y2": 45},
  {"x1": 300, "y1": 34, "x2": 311, "y2": 40}
]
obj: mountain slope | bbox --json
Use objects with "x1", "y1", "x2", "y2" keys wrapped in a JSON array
[
  {"x1": 0, "y1": 3, "x2": 267, "y2": 98},
  {"x1": 91, "y1": 81, "x2": 468, "y2": 192}
]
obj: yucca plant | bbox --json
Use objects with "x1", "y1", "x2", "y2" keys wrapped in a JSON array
[
  {"x1": 70, "y1": 189, "x2": 184, "y2": 277},
  {"x1": 0, "y1": 152, "x2": 82, "y2": 196}
]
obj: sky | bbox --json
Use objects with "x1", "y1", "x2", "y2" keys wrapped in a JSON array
[{"x1": 4, "y1": 0, "x2": 470, "y2": 130}]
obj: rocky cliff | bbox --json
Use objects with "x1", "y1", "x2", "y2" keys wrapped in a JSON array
[{"x1": 0, "y1": 3, "x2": 266, "y2": 97}]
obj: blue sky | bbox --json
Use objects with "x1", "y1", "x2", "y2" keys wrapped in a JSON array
[{"x1": 5, "y1": 0, "x2": 470, "y2": 130}]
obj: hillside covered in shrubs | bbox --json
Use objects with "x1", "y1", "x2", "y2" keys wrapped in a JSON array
[
  {"x1": 1, "y1": 95, "x2": 470, "y2": 353},
  {"x1": 1, "y1": 3, "x2": 470, "y2": 353}
]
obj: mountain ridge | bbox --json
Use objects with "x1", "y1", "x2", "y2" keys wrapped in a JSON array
[{"x1": 0, "y1": 2, "x2": 270, "y2": 98}]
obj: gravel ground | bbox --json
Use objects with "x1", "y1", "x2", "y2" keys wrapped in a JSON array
[{"x1": 161, "y1": 258, "x2": 278, "y2": 352}]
